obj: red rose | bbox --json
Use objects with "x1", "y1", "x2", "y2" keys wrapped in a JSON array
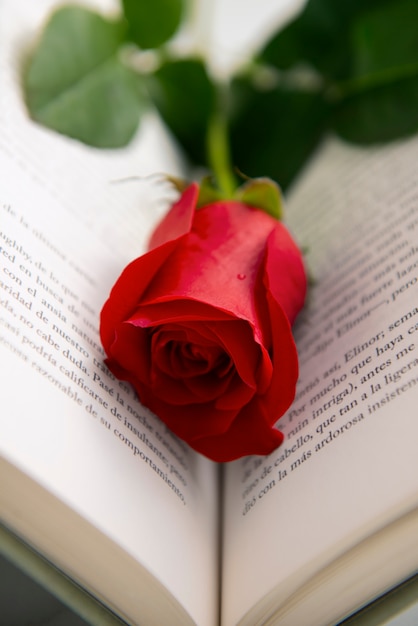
[{"x1": 100, "y1": 183, "x2": 306, "y2": 462}]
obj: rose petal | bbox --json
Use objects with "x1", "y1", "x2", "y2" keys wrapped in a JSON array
[
  {"x1": 149, "y1": 323, "x2": 256, "y2": 409},
  {"x1": 152, "y1": 329, "x2": 225, "y2": 378},
  {"x1": 214, "y1": 372, "x2": 256, "y2": 411},
  {"x1": 262, "y1": 291, "x2": 300, "y2": 422},
  {"x1": 127, "y1": 310, "x2": 263, "y2": 388},
  {"x1": 129, "y1": 298, "x2": 235, "y2": 325},
  {"x1": 100, "y1": 184, "x2": 198, "y2": 352},
  {"x1": 107, "y1": 322, "x2": 151, "y2": 387},
  {"x1": 141, "y1": 201, "x2": 279, "y2": 331},
  {"x1": 135, "y1": 387, "x2": 239, "y2": 440},
  {"x1": 153, "y1": 366, "x2": 234, "y2": 405},
  {"x1": 264, "y1": 223, "x2": 307, "y2": 325},
  {"x1": 207, "y1": 320, "x2": 260, "y2": 390},
  {"x1": 191, "y1": 400, "x2": 284, "y2": 462},
  {"x1": 148, "y1": 183, "x2": 199, "y2": 250},
  {"x1": 106, "y1": 319, "x2": 255, "y2": 441}
]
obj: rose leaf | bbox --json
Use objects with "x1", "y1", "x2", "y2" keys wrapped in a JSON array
[
  {"x1": 330, "y1": 0, "x2": 418, "y2": 143},
  {"x1": 229, "y1": 76, "x2": 329, "y2": 190},
  {"x1": 259, "y1": 0, "x2": 397, "y2": 81},
  {"x1": 146, "y1": 59, "x2": 216, "y2": 166},
  {"x1": 24, "y1": 5, "x2": 144, "y2": 148},
  {"x1": 350, "y1": 0, "x2": 418, "y2": 78},
  {"x1": 331, "y1": 75, "x2": 418, "y2": 144},
  {"x1": 121, "y1": 0, "x2": 184, "y2": 49}
]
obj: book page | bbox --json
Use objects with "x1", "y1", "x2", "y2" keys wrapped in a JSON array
[
  {"x1": 0, "y1": 3, "x2": 219, "y2": 625},
  {"x1": 222, "y1": 134, "x2": 418, "y2": 626}
]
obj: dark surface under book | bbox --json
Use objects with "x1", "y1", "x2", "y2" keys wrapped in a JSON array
[
  {"x1": 1, "y1": 523, "x2": 417, "y2": 626},
  {"x1": 0, "y1": 523, "x2": 126, "y2": 626}
]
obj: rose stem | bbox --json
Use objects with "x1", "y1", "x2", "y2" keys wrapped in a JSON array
[{"x1": 206, "y1": 97, "x2": 237, "y2": 199}]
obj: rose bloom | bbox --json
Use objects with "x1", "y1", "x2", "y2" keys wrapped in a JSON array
[{"x1": 100, "y1": 183, "x2": 306, "y2": 462}]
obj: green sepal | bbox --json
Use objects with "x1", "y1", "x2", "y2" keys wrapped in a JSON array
[
  {"x1": 163, "y1": 175, "x2": 225, "y2": 209},
  {"x1": 164, "y1": 175, "x2": 189, "y2": 194},
  {"x1": 196, "y1": 177, "x2": 225, "y2": 208},
  {"x1": 236, "y1": 177, "x2": 283, "y2": 220}
]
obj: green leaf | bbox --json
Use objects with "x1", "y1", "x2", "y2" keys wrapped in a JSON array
[
  {"x1": 260, "y1": 0, "x2": 395, "y2": 80},
  {"x1": 236, "y1": 178, "x2": 283, "y2": 220},
  {"x1": 331, "y1": 75, "x2": 418, "y2": 143},
  {"x1": 122, "y1": 0, "x2": 184, "y2": 49},
  {"x1": 24, "y1": 6, "x2": 143, "y2": 148},
  {"x1": 331, "y1": 0, "x2": 418, "y2": 143},
  {"x1": 351, "y1": 0, "x2": 418, "y2": 78},
  {"x1": 259, "y1": 19, "x2": 306, "y2": 72},
  {"x1": 229, "y1": 76, "x2": 329, "y2": 190},
  {"x1": 147, "y1": 59, "x2": 216, "y2": 166},
  {"x1": 259, "y1": 0, "x2": 418, "y2": 151}
]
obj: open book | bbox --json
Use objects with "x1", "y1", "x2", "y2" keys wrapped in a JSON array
[{"x1": 1, "y1": 2, "x2": 418, "y2": 625}]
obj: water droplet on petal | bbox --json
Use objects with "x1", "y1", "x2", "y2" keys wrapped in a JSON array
[{"x1": 237, "y1": 273, "x2": 246, "y2": 280}]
